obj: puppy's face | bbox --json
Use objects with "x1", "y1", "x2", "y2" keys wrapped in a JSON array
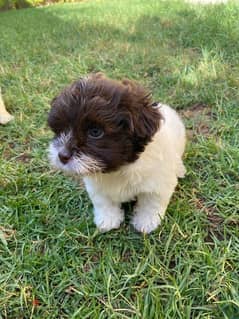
[{"x1": 48, "y1": 73, "x2": 161, "y2": 175}]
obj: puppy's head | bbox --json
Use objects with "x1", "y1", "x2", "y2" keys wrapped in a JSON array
[{"x1": 48, "y1": 73, "x2": 162, "y2": 175}]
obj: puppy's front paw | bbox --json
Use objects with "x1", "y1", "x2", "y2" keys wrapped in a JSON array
[
  {"x1": 0, "y1": 113, "x2": 14, "y2": 124},
  {"x1": 131, "y1": 211, "x2": 161, "y2": 234},
  {"x1": 94, "y1": 208, "x2": 124, "y2": 232}
]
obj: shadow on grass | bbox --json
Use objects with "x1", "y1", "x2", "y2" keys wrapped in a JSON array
[
  {"x1": 1, "y1": 2, "x2": 239, "y2": 64},
  {"x1": 1, "y1": 1, "x2": 238, "y2": 107},
  {"x1": 133, "y1": 7, "x2": 239, "y2": 55}
]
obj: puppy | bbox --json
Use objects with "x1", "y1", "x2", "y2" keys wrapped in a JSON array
[{"x1": 48, "y1": 73, "x2": 186, "y2": 233}]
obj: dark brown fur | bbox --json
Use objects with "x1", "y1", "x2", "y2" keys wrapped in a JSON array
[{"x1": 48, "y1": 73, "x2": 162, "y2": 172}]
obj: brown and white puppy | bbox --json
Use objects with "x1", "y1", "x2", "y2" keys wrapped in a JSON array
[{"x1": 48, "y1": 73, "x2": 186, "y2": 233}]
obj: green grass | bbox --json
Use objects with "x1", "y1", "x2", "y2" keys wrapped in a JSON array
[{"x1": 0, "y1": 0, "x2": 239, "y2": 318}]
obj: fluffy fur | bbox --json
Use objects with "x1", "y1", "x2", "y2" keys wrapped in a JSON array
[{"x1": 48, "y1": 73, "x2": 186, "y2": 233}]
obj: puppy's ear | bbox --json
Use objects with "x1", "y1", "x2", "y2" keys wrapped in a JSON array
[
  {"x1": 48, "y1": 90, "x2": 73, "y2": 134},
  {"x1": 48, "y1": 96, "x2": 62, "y2": 133},
  {"x1": 121, "y1": 79, "x2": 161, "y2": 141}
]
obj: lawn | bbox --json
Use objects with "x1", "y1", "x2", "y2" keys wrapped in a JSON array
[{"x1": 0, "y1": 0, "x2": 239, "y2": 318}]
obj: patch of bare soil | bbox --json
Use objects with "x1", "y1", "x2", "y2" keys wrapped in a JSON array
[
  {"x1": 181, "y1": 103, "x2": 214, "y2": 139},
  {"x1": 15, "y1": 153, "x2": 32, "y2": 163},
  {"x1": 193, "y1": 196, "x2": 224, "y2": 243}
]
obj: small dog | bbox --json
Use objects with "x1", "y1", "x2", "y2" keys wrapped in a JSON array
[{"x1": 48, "y1": 73, "x2": 186, "y2": 233}]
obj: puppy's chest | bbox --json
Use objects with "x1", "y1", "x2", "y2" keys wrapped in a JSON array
[{"x1": 85, "y1": 172, "x2": 146, "y2": 203}]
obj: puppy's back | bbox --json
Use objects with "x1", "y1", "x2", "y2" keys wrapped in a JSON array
[{"x1": 158, "y1": 104, "x2": 186, "y2": 158}]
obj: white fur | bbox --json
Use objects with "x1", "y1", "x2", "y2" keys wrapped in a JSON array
[
  {"x1": 48, "y1": 131, "x2": 104, "y2": 175},
  {"x1": 83, "y1": 104, "x2": 186, "y2": 233}
]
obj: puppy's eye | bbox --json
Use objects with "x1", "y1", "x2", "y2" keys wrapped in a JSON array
[{"x1": 88, "y1": 127, "x2": 104, "y2": 139}]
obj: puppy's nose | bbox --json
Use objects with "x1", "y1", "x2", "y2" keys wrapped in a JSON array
[{"x1": 58, "y1": 150, "x2": 72, "y2": 164}]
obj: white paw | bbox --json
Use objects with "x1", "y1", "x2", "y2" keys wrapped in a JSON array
[
  {"x1": 0, "y1": 113, "x2": 14, "y2": 124},
  {"x1": 94, "y1": 209, "x2": 124, "y2": 232},
  {"x1": 131, "y1": 212, "x2": 161, "y2": 234}
]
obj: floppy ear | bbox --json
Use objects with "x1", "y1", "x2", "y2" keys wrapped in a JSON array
[
  {"x1": 121, "y1": 79, "x2": 162, "y2": 142},
  {"x1": 48, "y1": 89, "x2": 74, "y2": 134}
]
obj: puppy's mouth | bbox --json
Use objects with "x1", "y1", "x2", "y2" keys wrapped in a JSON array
[{"x1": 48, "y1": 141, "x2": 104, "y2": 175}]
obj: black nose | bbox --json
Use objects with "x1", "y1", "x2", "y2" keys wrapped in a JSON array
[{"x1": 58, "y1": 150, "x2": 72, "y2": 164}]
